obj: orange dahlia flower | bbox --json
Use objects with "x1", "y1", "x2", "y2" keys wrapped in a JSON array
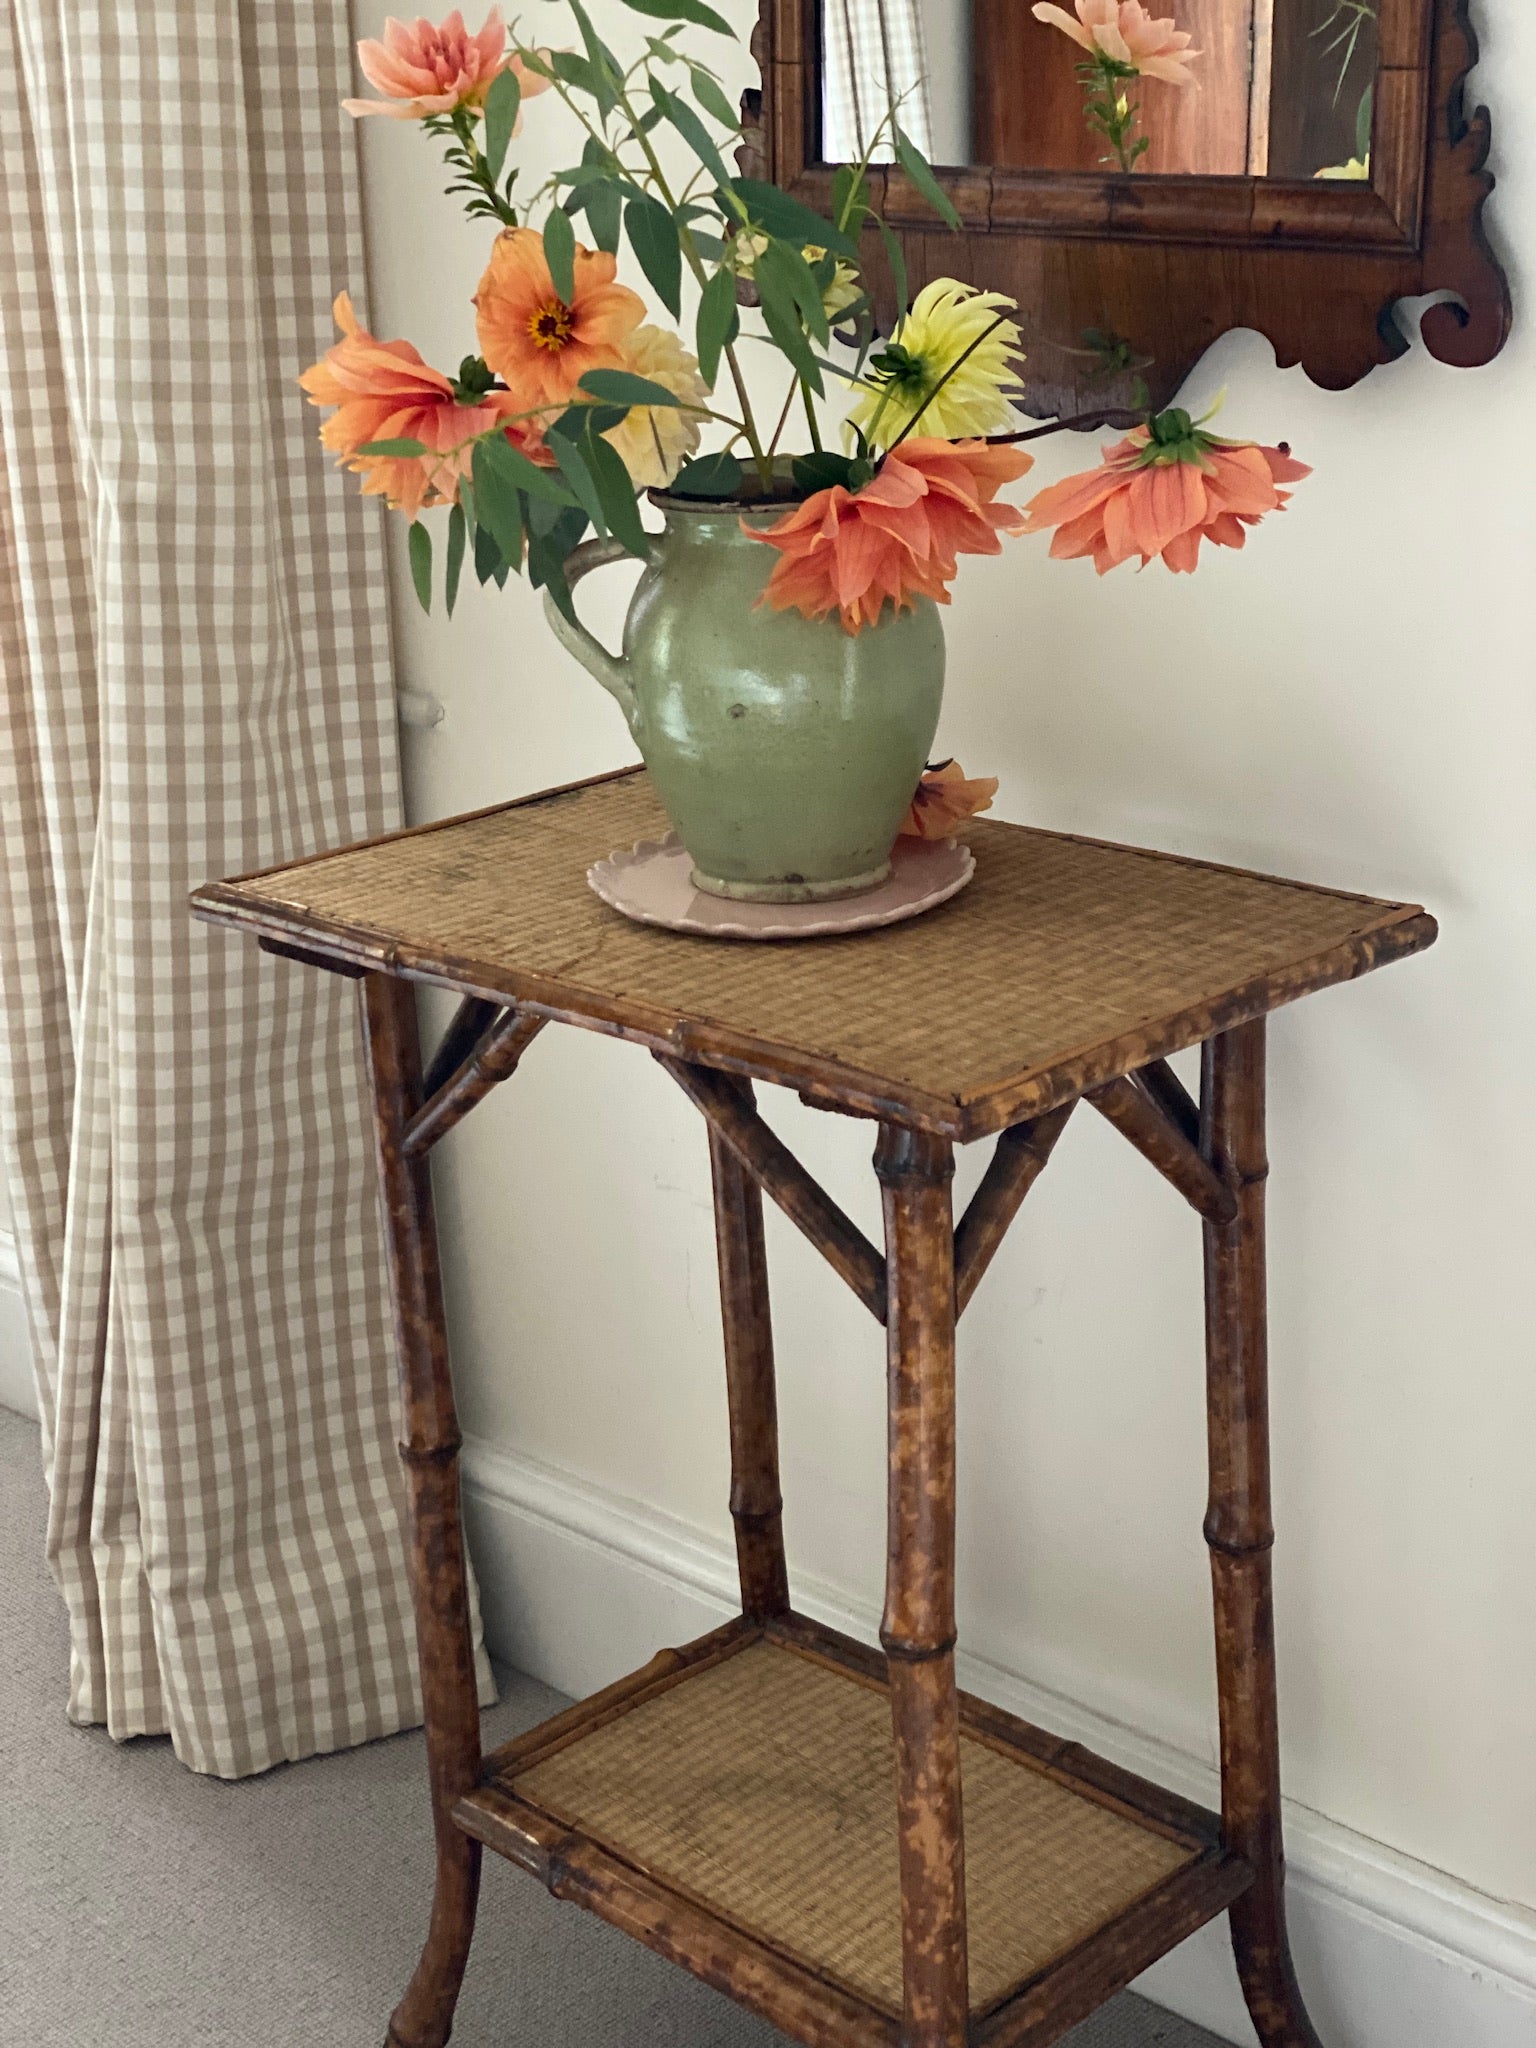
[
  {"x1": 344, "y1": 9, "x2": 547, "y2": 121},
  {"x1": 475, "y1": 228, "x2": 645, "y2": 412},
  {"x1": 900, "y1": 761, "x2": 999, "y2": 840},
  {"x1": 1022, "y1": 419, "x2": 1310, "y2": 574},
  {"x1": 752, "y1": 439, "x2": 1035, "y2": 634},
  {"x1": 1032, "y1": 1, "x2": 1200, "y2": 85},
  {"x1": 299, "y1": 293, "x2": 544, "y2": 516}
]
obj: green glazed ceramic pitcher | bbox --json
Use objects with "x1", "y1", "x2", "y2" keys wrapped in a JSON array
[{"x1": 543, "y1": 492, "x2": 945, "y2": 902}]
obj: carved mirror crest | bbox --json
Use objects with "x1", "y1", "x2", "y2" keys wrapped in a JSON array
[{"x1": 743, "y1": 0, "x2": 1510, "y2": 414}]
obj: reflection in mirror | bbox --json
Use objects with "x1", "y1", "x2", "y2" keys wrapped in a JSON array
[{"x1": 820, "y1": 0, "x2": 1379, "y2": 181}]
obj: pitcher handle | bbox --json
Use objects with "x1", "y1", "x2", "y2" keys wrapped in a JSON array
[{"x1": 543, "y1": 536, "x2": 657, "y2": 733}]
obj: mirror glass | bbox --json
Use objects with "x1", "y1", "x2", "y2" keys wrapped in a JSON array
[{"x1": 820, "y1": 0, "x2": 1379, "y2": 181}]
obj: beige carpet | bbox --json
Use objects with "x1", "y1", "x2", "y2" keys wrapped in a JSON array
[{"x1": 0, "y1": 1408, "x2": 1229, "y2": 2048}]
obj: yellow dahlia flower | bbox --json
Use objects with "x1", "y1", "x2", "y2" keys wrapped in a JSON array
[
  {"x1": 848, "y1": 279, "x2": 1024, "y2": 449},
  {"x1": 602, "y1": 323, "x2": 709, "y2": 488}
]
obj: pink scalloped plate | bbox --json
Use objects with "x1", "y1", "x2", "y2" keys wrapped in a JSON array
[{"x1": 586, "y1": 832, "x2": 976, "y2": 941}]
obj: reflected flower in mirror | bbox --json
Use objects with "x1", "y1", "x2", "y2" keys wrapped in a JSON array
[{"x1": 1032, "y1": 0, "x2": 1200, "y2": 172}]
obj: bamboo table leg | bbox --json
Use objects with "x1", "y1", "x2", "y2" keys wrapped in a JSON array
[
  {"x1": 709, "y1": 1085, "x2": 791, "y2": 1622},
  {"x1": 1202, "y1": 1020, "x2": 1326, "y2": 2048},
  {"x1": 877, "y1": 1125, "x2": 969, "y2": 2048},
  {"x1": 363, "y1": 977, "x2": 483, "y2": 2048}
]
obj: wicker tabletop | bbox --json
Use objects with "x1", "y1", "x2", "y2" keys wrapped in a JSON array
[{"x1": 192, "y1": 767, "x2": 1436, "y2": 1139}]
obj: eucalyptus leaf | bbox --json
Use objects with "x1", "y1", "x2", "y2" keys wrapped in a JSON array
[
  {"x1": 651, "y1": 81, "x2": 733, "y2": 191},
  {"x1": 892, "y1": 122, "x2": 961, "y2": 229},
  {"x1": 727, "y1": 178, "x2": 859, "y2": 260},
  {"x1": 473, "y1": 518, "x2": 508, "y2": 587},
  {"x1": 475, "y1": 432, "x2": 573, "y2": 506},
  {"x1": 548, "y1": 428, "x2": 609, "y2": 537},
  {"x1": 591, "y1": 182, "x2": 623, "y2": 252},
  {"x1": 874, "y1": 214, "x2": 909, "y2": 323},
  {"x1": 444, "y1": 502, "x2": 467, "y2": 616},
  {"x1": 695, "y1": 264, "x2": 739, "y2": 387},
  {"x1": 543, "y1": 206, "x2": 576, "y2": 304},
  {"x1": 792, "y1": 450, "x2": 869, "y2": 494},
  {"x1": 483, "y1": 67, "x2": 522, "y2": 181},
  {"x1": 548, "y1": 49, "x2": 598, "y2": 95},
  {"x1": 758, "y1": 237, "x2": 830, "y2": 346},
  {"x1": 754, "y1": 256, "x2": 824, "y2": 393},
  {"x1": 621, "y1": 0, "x2": 733, "y2": 35},
  {"x1": 408, "y1": 521, "x2": 433, "y2": 614},
  {"x1": 358, "y1": 437, "x2": 428, "y2": 458},
  {"x1": 669, "y1": 450, "x2": 744, "y2": 498},
  {"x1": 585, "y1": 429, "x2": 650, "y2": 558},
  {"x1": 567, "y1": 0, "x2": 622, "y2": 114},
  {"x1": 471, "y1": 439, "x2": 527, "y2": 568},
  {"x1": 624, "y1": 193, "x2": 683, "y2": 318},
  {"x1": 580, "y1": 368, "x2": 689, "y2": 408},
  {"x1": 689, "y1": 67, "x2": 739, "y2": 130}
]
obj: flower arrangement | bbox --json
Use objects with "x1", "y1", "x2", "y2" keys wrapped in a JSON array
[{"x1": 303, "y1": 3, "x2": 1306, "y2": 642}]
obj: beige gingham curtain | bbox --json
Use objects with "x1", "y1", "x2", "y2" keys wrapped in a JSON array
[
  {"x1": 821, "y1": 0, "x2": 936, "y2": 164},
  {"x1": 0, "y1": 1, "x2": 451, "y2": 1777}
]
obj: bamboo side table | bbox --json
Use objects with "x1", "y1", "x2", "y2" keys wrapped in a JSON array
[{"x1": 192, "y1": 767, "x2": 1436, "y2": 2048}]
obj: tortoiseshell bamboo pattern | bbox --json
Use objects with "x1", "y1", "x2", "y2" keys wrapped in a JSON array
[{"x1": 189, "y1": 771, "x2": 1438, "y2": 2048}]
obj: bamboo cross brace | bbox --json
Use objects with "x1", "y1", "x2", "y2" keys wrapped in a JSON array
[
  {"x1": 403, "y1": 1008, "x2": 547, "y2": 1158},
  {"x1": 656, "y1": 1055, "x2": 889, "y2": 1323},
  {"x1": 953, "y1": 1104, "x2": 1076, "y2": 1318},
  {"x1": 1133, "y1": 1058, "x2": 1201, "y2": 1149},
  {"x1": 423, "y1": 996, "x2": 505, "y2": 1100},
  {"x1": 1088, "y1": 1074, "x2": 1237, "y2": 1225}
]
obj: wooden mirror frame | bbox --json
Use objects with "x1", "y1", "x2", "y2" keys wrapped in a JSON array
[{"x1": 742, "y1": 0, "x2": 1511, "y2": 415}]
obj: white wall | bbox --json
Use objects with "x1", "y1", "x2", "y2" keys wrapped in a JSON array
[{"x1": 354, "y1": 2, "x2": 1536, "y2": 2037}]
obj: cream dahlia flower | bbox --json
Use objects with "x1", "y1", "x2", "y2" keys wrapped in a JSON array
[{"x1": 603, "y1": 324, "x2": 710, "y2": 488}]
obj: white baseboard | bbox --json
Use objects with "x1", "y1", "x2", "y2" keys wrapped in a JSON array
[
  {"x1": 0, "y1": 1228, "x2": 37, "y2": 1420},
  {"x1": 461, "y1": 1436, "x2": 1536, "y2": 2048}
]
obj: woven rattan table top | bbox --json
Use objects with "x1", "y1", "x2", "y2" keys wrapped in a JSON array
[{"x1": 192, "y1": 767, "x2": 1436, "y2": 1139}]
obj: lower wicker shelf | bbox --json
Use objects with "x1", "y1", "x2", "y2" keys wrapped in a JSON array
[{"x1": 454, "y1": 1612, "x2": 1251, "y2": 2048}]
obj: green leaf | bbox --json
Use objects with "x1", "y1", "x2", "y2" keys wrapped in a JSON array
[
  {"x1": 457, "y1": 470, "x2": 478, "y2": 534},
  {"x1": 670, "y1": 450, "x2": 744, "y2": 498},
  {"x1": 892, "y1": 122, "x2": 961, "y2": 229},
  {"x1": 757, "y1": 237, "x2": 829, "y2": 345},
  {"x1": 444, "y1": 502, "x2": 467, "y2": 616},
  {"x1": 651, "y1": 81, "x2": 733, "y2": 191},
  {"x1": 831, "y1": 162, "x2": 868, "y2": 237},
  {"x1": 791, "y1": 450, "x2": 869, "y2": 494},
  {"x1": 621, "y1": 0, "x2": 734, "y2": 35},
  {"x1": 567, "y1": 0, "x2": 622, "y2": 114},
  {"x1": 585, "y1": 429, "x2": 651, "y2": 558},
  {"x1": 548, "y1": 49, "x2": 599, "y2": 95},
  {"x1": 579, "y1": 368, "x2": 689, "y2": 409},
  {"x1": 483, "y1": 68, "x2": 522, "y2": 182},
  {"x1": 408, "y1": 521, "x2": 433, "y2": 614},
  {"x1": 471, "y1": 440, "x2": 527, "y2": 568},
  {"x1": 624, "y1": 194, "x2": 683, "y2": 319},
  {"x1": 590, "y1": 181, "x2": 623, "y2": 253},
  {"x1": 474, "y1": 519, "x2": 509, "y2": 587},
  {"x1": 727, "y1": 178, "x2": 859, "y2": 261},
  {"x1": 527, "y1": 505, "x2": 591, "y2": 621},
  {"x1": 358, "y1": 437, "x2": 428, "y2": 458},
  {"x1": 543, "y1": 206, "x2": 576, "y2": 305},
  {"x1": 695, "y1": 265, "x2": 739, "y2": 388},
  {"x1": 874, "y1": 214, "x2": 908, "y2": 323},
  {"x1": 475, "y1": 431, "x2": 573, "y2": 507},
  {"x1": 753, "y1": 252, "x2": 824, "y2": 394},
  {"x1": 548, "y1": 428, "x2": 609, "y2": 537},
  {"x1": 689, "y1": 67, "x2": 739, "y2": 129}
]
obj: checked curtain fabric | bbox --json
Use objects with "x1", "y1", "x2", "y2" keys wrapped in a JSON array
[{"x1": 0, "y1": 1, "x2": 486, "y2": 1776}]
